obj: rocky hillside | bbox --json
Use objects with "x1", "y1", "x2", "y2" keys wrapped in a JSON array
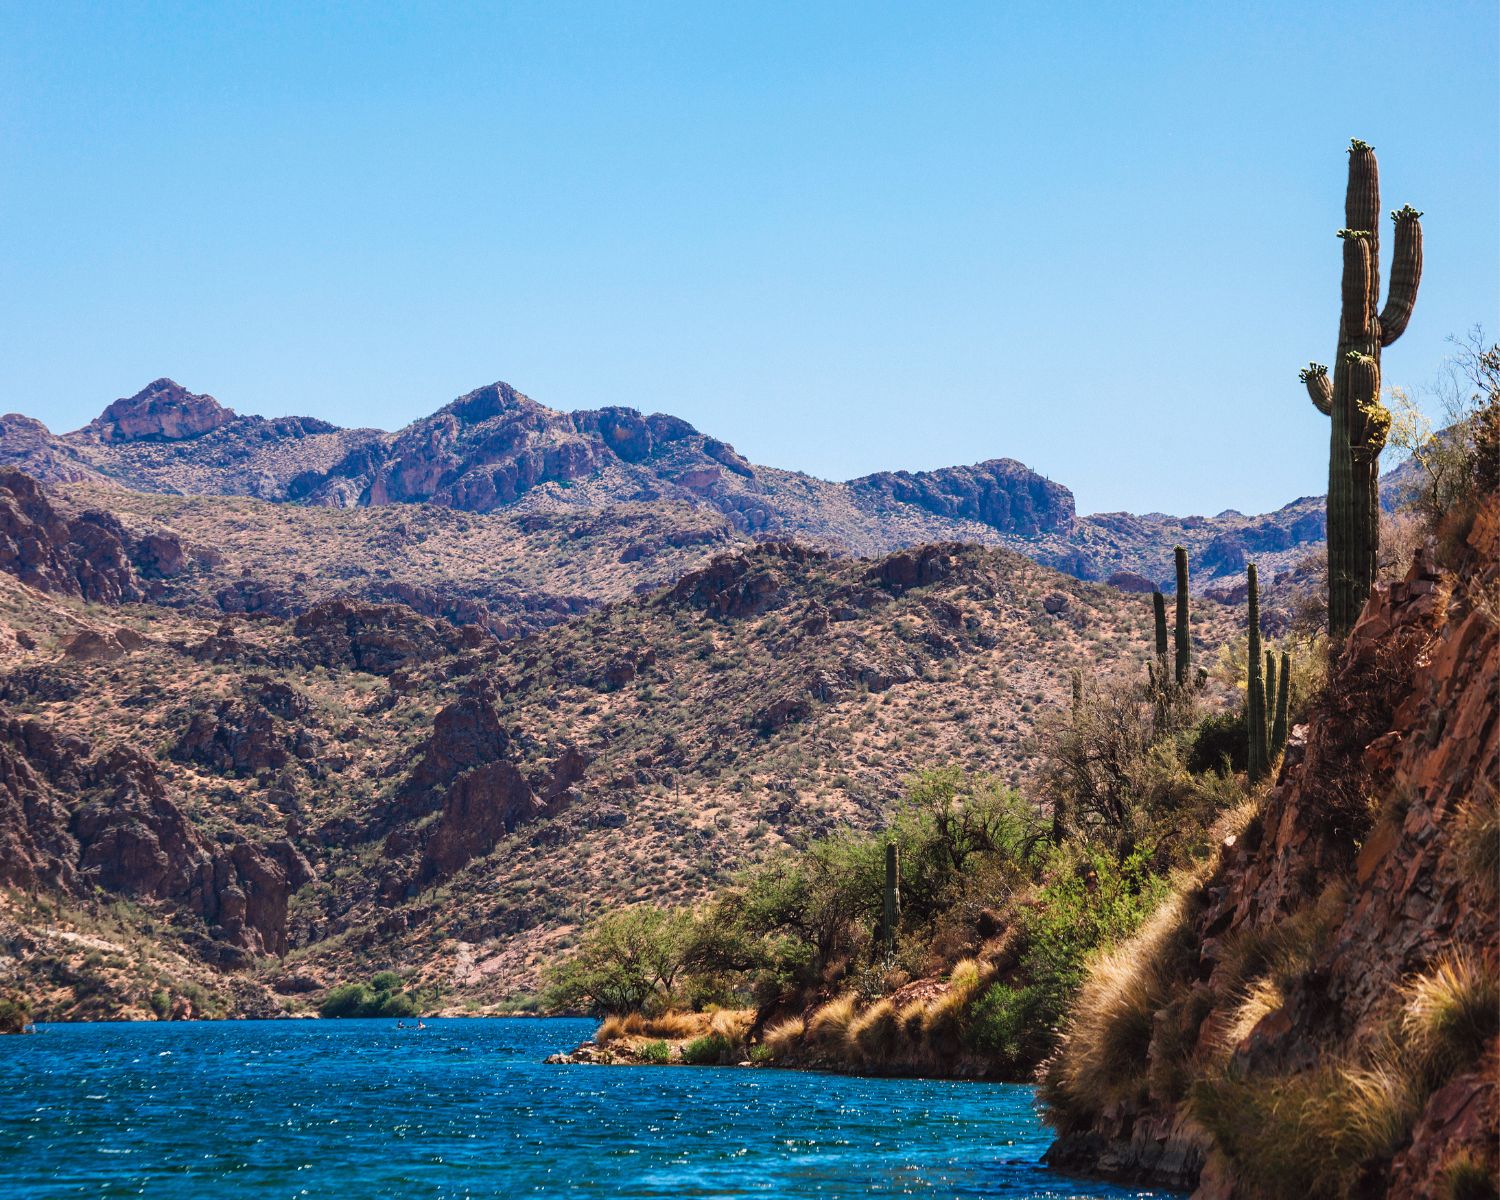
[
  {"x1": 3, "y1": 376, "x2": 1335, "y2": 588},
  {"x1": 1041, "y1": 497, "x2": 1499, "y2": 1197},
  {"x1": 0, "y1": 465, "x2": 1248, "y2": 1021}
]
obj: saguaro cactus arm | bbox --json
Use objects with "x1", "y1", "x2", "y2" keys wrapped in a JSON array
[
  {"x1": 1271, "y1": 650, "x2": 1291, "y2": 759},
  {"x1": 1301, "y1": 363, "x2": 1333, "y2": 416},
  {"x1": 1379, "y1": 206, "x2": 1424, "y2": 346}
]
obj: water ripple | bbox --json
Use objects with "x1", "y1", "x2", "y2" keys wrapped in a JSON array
[{"x1": 0, "y1": 1019, "x2": 1179, "y2": 1199}]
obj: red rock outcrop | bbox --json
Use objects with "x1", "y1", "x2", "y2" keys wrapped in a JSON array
[
  {"x1": 0, "y1": 706, "x2": 312, "y2": 959},
  {"x1": 0, "y1": 468, "x2": 187, "y2": 603},
  {"x1": 291, "y1": 597, "x2": 485, "y2": 675}
]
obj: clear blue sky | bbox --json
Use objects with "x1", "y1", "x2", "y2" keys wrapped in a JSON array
[{"x1": 1, "y1": 2, "x2": 1494, "y2": 516}]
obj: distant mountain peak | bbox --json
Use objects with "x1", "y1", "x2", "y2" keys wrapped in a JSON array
[{"x1": 88, "y1": 378, "x2": 237, "y2": 443}]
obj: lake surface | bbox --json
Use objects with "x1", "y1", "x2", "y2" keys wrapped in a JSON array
[{"x1": 1, "y1": 1018, "x2": 1175, "y2": 1198}]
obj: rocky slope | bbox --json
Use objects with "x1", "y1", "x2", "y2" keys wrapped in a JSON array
[
  {"x1": 3, "y1": 377, "x2": 1334, "y2": 588},
  {"x1": 1042, "y1": 496, "x2": 1499, "y2": 1197}
]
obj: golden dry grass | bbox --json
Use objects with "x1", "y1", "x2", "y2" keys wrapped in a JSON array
[
  {"x1": 596, "y1": 1009, "x2": 731, "y2": 1044},
  {"x1": 762, "y1": 1016, "x2": 805, "y2": 1058},
  {"x1": 846, "y1": 998, "x2": 901, "y2": 1064},
  {"x1": 1400, "y1": 950, "x2": 1500, "y2": 1078}
]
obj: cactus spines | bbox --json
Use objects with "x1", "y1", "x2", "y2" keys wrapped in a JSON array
[
  {"x1": 1303, "y1": 139, "x2": 1423, "y2": 636},
  {"x1": 883, "y1": 841, "x2": 902, "y2": 952},
  {"x1": 1247, "y1": 563, "x2": 1269, "y2": 781},
  {"x1": 1271, "y1": 650, "x2": 1291, "y2": 759},
  {"x1": 1173, "y1": 546, "x2": 1191, "y2": 686}
]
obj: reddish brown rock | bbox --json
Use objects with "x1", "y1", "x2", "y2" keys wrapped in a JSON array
[
  {"x1": 88, "y1": 378, "x2": 236, "y2": 443},
  {"x1": 292, "y1": 597, "x2": 485, "y2": 675}
]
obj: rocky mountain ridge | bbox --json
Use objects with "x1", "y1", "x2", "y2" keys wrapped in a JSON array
[{"x1": 2, "y1": 377, "x2": 1335, "y2": 589}]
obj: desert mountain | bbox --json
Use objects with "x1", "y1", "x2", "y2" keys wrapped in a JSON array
[{"x1": 0, "y1": 466, "x2": 1247, "y2": 1017}]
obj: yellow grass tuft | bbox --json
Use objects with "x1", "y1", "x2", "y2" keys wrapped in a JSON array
[
  {"x1": 846, "y1": 998, "x2": 901, "y2": 1063},
  {"x1": 708, "y1": 1008, "x2": 753, "y2": 1043},
  {"x1": 1044, "y1": 890, "x2": 1194, "y2": 1120},
  {"x1": 806, "y1": 993, "x2": 860, "y2": 1048},
  {"x1": 920, "y1": 958, "x2": 990, "y2": 1050},
  {"x1": 1220, "y1": 976, "x2": 1284, "y2": 1053},
  {"x1": 762, "y1": 1016, "x2": 805, "y2": 1058},
  {"x1": 1400, "y1": 950, "x2": 1500, "y2": 1079}
]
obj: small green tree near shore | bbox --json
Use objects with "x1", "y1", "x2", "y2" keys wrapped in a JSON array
[{"x1": 543, "y1": 907, "x2": 695, "y2": 1015}]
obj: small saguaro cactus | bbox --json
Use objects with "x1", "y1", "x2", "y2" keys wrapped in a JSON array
[
  {"x1": 1152, "y1": 590, "x2": 1169, "y2": 662},
  {"x1": 883, "y1": 841, "x2": 902, "y2": 953},
  {"x1": 1301, "y1": 139, "x2": 1423, "y2": 636},
  {"x1": 1271, "y1": 650, "x2": 1291, "y2": 760},
  {"x1": 1173, "y1": 547, "x2": 1191, "y2": 686},
  {"x1": 1247, "y1": 563, "x2": 1269, "y2": 782}
]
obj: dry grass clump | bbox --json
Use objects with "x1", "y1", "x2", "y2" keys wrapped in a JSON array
[
  {"x1": 595, "y1": 1009, "x2": 713, "y2": 1044},
  {"x1": 1221, "y1": 975, "x2": 1284, "y2": 1051},
  {"x1": 846, "y1": 998, "x2": 901, "y2": 1064},
  {"x1": 761, "y1": 1015, "x2": 805, "y2": 1058},
  {"x1": 707, "y1": 1008, "x2": 753, "y2": 1043},
  {"x1": 1400, "y1": 949, "x2": 1500, "y2": 1080},
  {"x1": 1214, "y1": 879, "x2": 1347, "y2": 1006},
  {"x1": 1190, "y1": 1055, "x2": 1420, "y2": 1200},
  {"x1": 920, "y1": 958, "x2": 990, "y2": 1053},
  {"x1": 805, "y1": 993, "x2": 859, "y2": 1049},
  {"x1": 1454, "y1": 784, "x2": 1500, "y2": 902},
  {"x1": 1190, "y1": 950, "x2": 1499, "y2": 1200},
  {"x1": 1439, "y1": 1151, "x2": 1500, "y2": 1200}
]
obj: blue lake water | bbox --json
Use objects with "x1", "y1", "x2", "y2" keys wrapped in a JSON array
[{"x1": 0, "y1": 1018, "x2": 1176, "y2": 1198}]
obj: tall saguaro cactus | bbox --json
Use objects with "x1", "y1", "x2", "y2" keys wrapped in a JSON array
[
  {"x1": 1246, "y1": 563, "x2": 1268, "y2": 781},
  {"x1": 1173, "y1": 546, "x2": 1191, "y2": 685},
  {"x1": 1152, "y1": 590, "x2": 1169, "y2": 663},
  {"x1": 1301, "y1": 139, "x2": 1423, "y2": 635}
]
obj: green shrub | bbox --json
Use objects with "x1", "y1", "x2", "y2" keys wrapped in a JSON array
[
  {"x1": 638, "y1": 1039, "x2": 671, "y2": 1064},
  {"x1": 319, "y1": 983, "x2": 377, "y2": 1018},
  {"x1": 0, "y1": 998, "x2": 29, "y2": 1034},
  {"x1": 681, "y1": 1033, "x2": 733, "y2": 1065},
  {"x1": 965, "y1": 983, "x2": 1053, "y2": 1068},
  {"x1": 320, "y1": 972, "x2": 421, "y2": 1018}
]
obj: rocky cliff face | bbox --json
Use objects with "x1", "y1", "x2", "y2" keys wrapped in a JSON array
[
  {"x1": 0, "y1": 711, "x2": 312, "y2": 961},
  {"x1": 1043, "y1": 498, "x2": 1499, "y2": 1197},
  {"x1": 0, "y1": 467, "x2": 185, "y2": 602}
]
